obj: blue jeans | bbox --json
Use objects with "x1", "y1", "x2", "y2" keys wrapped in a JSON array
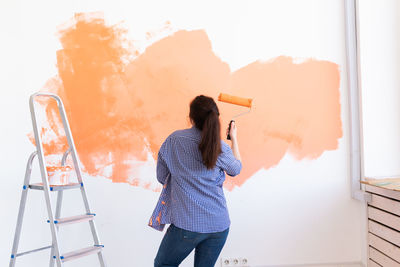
[{"x1": 154, "y1": 224, "x2": 229, "y2": 267}]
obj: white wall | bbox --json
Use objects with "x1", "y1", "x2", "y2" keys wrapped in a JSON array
[
  {"x1": 359, "y1": 0, "x2": 400, "y2": 178},
  {"x1": 1, "y1": 1, "x2": 365, "y2": 266}
]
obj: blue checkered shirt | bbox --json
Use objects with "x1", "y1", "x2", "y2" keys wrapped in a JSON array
[{"x1": 156, "y1": 127, "x2": 242, "y2": 233}]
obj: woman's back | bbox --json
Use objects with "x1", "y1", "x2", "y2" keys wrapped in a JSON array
[{"x1": 157, "y1": 127, "x2": 241, "y2": 233}]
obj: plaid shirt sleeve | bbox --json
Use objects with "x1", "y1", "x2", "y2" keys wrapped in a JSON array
[
  {"x1": 217, "y1": 141, "x2": 242, "y2": 177},
  {"x1": 156, "y1": 140, "x2": 170, "y2": 185}
]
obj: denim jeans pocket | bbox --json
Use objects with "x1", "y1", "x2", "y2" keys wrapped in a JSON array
[{"x1": 181, "y1": 229, "x2": 201, "y2": 244}]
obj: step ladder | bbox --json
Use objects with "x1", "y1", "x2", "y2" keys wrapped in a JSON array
[{"x1": 10, "y1": 92, "x2": 106, "y2": 267}]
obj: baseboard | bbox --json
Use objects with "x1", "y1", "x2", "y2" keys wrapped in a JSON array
[{"x1": 256, "y1": 261, "x2": 364, "y2": 267}]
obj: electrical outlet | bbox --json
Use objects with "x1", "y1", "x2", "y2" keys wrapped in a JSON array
[
  {"x1": 221, "y1": 258, "x2": 231, "y2": 266},
  {"x1": 221, "y1": 257, "x2": 249, "y2": 267},
  {"x1": 240, "y1": 258, "x2": 248, "y2": 265}
]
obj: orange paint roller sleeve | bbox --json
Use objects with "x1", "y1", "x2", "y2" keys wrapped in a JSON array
[{"x1": 218, "y1": 93, "x2": 253, "y2": 108}]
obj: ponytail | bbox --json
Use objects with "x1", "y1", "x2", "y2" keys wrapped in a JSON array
[
  {"x1": 199, "y1": 111, "x2": 221, "y2": 169},
  {"x1": 189, "y1": 95, "x2": 222, "y2": 169}
]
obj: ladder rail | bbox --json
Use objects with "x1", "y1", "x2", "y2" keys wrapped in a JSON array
[
  {"x1": 49, "y1": 190, "x2": 63, "y2": 267},
  {"x1": 29, "y1": 94, "x2": 63, "y2": 267},
  {"x1": 50, "y1": 149, "x2": 68, "y2": 267},
  {"x1": 9, "y1": 151, "x2": 37, "y2": 267}
]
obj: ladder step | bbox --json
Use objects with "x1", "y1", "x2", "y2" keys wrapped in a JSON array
[
  {"x1": 61, "y1": 245, "x2": 103, "y2": 262},
  {"x1": 29, "y1": 182, "x2": 82, "y2": 191},
  {"x1": 48, "y1": 214, "x2": 96, "y2": 226}
]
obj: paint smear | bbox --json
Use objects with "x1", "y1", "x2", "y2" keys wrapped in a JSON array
[{"x1": 34, "y1": 13, "x2": 342, "y2": 191}]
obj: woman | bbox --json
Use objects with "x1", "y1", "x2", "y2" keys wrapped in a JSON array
[{"x1": 152, "y1": 95, "x2": 242, "y2": 267}]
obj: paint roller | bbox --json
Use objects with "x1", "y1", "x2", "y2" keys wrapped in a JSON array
[{"x1": 218, "y1": 93, "x2": 253, "y2": 140}]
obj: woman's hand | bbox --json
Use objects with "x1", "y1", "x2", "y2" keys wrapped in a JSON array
[
  {"x1": 227, "y1": 121, "x2": 237, "y2": 141},
  {"x1": 227, "y1": 121, "x2": 241, "y2": 161}
]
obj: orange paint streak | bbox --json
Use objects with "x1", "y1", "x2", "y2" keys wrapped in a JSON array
[
  {"x1": 35, "y1": 13, "x2": 342, "y2": 190},
  {"x1": 156, "y1": 212, "x2": 161, "y2": 224}
]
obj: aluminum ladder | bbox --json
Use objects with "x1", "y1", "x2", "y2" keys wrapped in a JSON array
[{"x1": 9, "y1": 92, "x2": 106, "y2": 267}]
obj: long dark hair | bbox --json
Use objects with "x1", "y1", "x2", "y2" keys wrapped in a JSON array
[{"x1": 189, "y1": 95, "x2": 222, "y2": 169}]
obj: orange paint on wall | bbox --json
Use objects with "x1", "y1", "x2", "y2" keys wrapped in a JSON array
[{"x1": 35, "y1": 13, "x2": 342, "y2": 190}]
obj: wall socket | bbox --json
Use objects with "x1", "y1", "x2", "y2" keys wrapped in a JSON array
[{"x1": 221, "y1": 257, "x2": 249, "y2": 267}]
